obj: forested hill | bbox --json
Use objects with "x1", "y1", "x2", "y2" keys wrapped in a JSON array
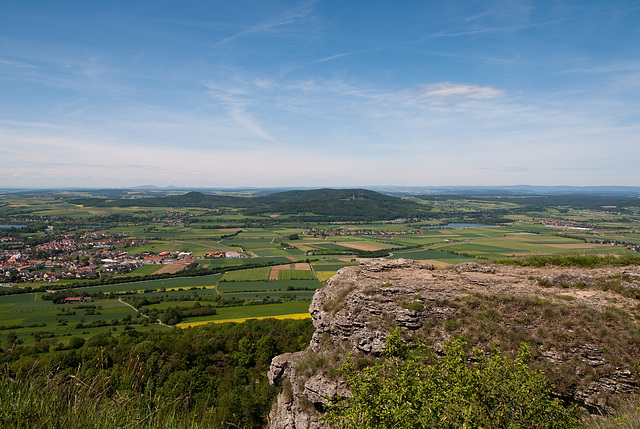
[
  {"x1": 68, "y1": 189, "x2": 432, "y2": 221},
  {"x1": 250, "y1": 188, "x2": 427, "y2": 221},
  {"x1": 68, "y1": 191, "x2": 248, "y2": 209}
]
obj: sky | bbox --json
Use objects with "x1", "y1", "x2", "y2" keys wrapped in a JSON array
[{"x1": 1, "y1": 1, "x2": 639, "y2": 189}]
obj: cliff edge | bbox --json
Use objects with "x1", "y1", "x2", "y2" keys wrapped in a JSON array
[{"x1": 268, "y1": 259, "x2": 640, "y2": 428}]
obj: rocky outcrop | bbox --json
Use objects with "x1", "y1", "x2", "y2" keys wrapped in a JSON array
[{"x1": 268, "y1": 259, "x2": 640, "y2": 428}]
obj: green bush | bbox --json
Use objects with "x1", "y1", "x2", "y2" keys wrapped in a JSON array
[{"x1": 323, "y1": 330, "x2": 582, "y2": 428}]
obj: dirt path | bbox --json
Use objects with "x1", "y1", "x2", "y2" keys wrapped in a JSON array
[{"x1": 118, "y1": 297, "x2": 171, "y2": 328}]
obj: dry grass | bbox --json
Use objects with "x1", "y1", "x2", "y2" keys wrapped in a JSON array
[
  {"x1": 546, "y1": 243, "x2": 605, "y2": 249},
  {"x1": 333, "y1": 242, "x2": 389, "y2": 251},
  {"x1": 585, "y1": 403, "x2": 640, "y2": 428},
  {"x1": 154, "y1": 264, "x2": 187, "y2": 275},
  {"x1": 269, "y1": 264, "x2": 290, "y2": 280},
  {"x1": 294, "y1": 263, "x2": 311, "y2": 270},
  {"x1": 323, "y1": 284, "x2": 357, "y2": 314},
  {"x1": 419, "y1": 259, "x2": 453, "y2": 269}
]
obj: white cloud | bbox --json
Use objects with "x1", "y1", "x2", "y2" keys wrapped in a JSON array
[
  {"x1": 2, "y1": 69, "x2": 638, "y2": 188},
  {"x1": 417, "y1": 82, "x2": 507, "y2": 106}
]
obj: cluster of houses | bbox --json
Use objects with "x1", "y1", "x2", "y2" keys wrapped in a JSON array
[
  {"x1": 0, "y1": 231, "x2": 149, "y2": 284},
  {"x1": 0, "y1": 254, "x2": 102, "y2": 283},
  {"x1": 306, "y1": 227, "x2": 426, "y2": 238},
  {"x1": 0, "y1": 220, "x2": 253, "y2": 284},
  {"x1": 151, "y1": 210, "x2": 195, "y2": 225},
  {"x1": 142, "y1": 251, "x2": 195, "y2": 264},
  {"x1": 205, "y1": 251, "x2": 226, "y2": 258},
  {"x1": 538, "y1": 219, "x2": 595, "y2": 230},
  {"x1": 63, "y1": 296, "x2": 92, "y2": 304}
]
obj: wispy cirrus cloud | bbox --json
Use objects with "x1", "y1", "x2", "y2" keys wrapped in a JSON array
[
  {"x1": 0, "y1": 58, "x2": 41, "y2": 69},
  {"x1": 214, "y1": 0, "x2": 318, "y2": 47},
  {"x1": 313, "y1": 48, "x2": 378, "y2": 64},
  {"x1": 563, "y1": 61, "x2": 640, "y2": 74},
  {"x1": 203, "y1": 81, "x2": 279, "y2": 143}
]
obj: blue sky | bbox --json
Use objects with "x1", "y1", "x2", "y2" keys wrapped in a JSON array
[{"x1": 1, "y1": 1, "x2": 639, "y2": 188}]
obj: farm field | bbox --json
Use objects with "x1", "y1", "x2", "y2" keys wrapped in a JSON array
[
  {"x1": 76, "y1": 273, "x2": 224, "y2": 293},
  {"x1": 217, "y1": 279, "x2": 320, "y2": 293},
  {"x1": 332, "y1": 241, "x2": 396, "y2": 251},
  {"x1": 221, "y1": 267, "x2": 272, "y2": 282},
  {"x1": 278, "y1": 270, "x2": 316, "y2": 280},
  {"x1": 177, "y1": 301, "x2": 312, "y2": 327},
  {"x1": 123, "y1": 264, "x2": 163, "y2": 277},
  {"x1": 0, "y1": 294, "x2": 141, "y2": 344},
  {"x1": 1, "y1": 272, "x2": 319, "y2": 344},
  {"x1": 218, "y1": 290, "x2": 315, "y2": 301},
  {"x1": 389, "y1": 248, "x2": 474, "y2": 263},
  {"x1": 441, "y1": 236, "x2": 634, "y2": 258},
  {"x1": 2, "y1": 188, "x2": 640, "y2": 346}
]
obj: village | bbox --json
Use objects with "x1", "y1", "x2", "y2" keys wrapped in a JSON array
[
  {"x1": 0, "y1": 230, "x2": 149, "y2": 284},
  {"x1": 0, "y1": 225, "x2": 254, "y2": 285}
]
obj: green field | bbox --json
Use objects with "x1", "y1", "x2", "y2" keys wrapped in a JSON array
[
  {"x1": 278, "y1": 270, "x2": 316, "y2": 280},
  {"x1": 78, "y1": 274, "x2": 223, "y2": 293},
  {"x1": 311, "y1": 262, "x2": 357, "y2": 271},
  {"x1": 217, "y1": 279, "x2": 320, "y2": 293},
  {"x1": 179, "y1": 301, "x2": 312, "y2": 325},
  {"x1": 2, "y1": 188, "x2": 640, "y2": 345},
  {"x1": 124, "y1": 264, "x2": 163, "y2": 276},
  {"x1": 133, "y1": 288, "x2": 220, "y2": 299},
  {"x1": 218, "y1": 290, "x2": 315, "y2": 301},
  {"x1": 221, "y1": 267, "x2": 271, "y2": 282},
  {"x1": 0, "y1": 294, "x2": 141, "y2": 344},
  {"x1": 390, "y1": 248, "x2": 474, "y2": 261}
]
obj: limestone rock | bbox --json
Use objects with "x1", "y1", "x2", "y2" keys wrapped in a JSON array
[{"x1": 268, "y1": 260, "x2": 640, "y2": 427}]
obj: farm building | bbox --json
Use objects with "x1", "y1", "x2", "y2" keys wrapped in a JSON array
[
  {"x1": 64, "y1": 297, "x2": 92, "y2": 304},
  {"x1": 205, "y1": 251, "x2": 225, "y2": 258}
]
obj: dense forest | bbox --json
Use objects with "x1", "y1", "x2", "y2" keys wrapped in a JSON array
[{"x1": 1, "y1": 318, "x2": 313, "y2": 428}]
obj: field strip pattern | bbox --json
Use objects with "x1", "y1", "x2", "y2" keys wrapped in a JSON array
[
  {"x1": 177, "y1": 313, "x2": 311, "y2": 327},
  {"x1": 269, "y1": 264, "x2": 289, "y2": 280}
]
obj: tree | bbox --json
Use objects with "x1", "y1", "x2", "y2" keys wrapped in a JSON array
[
  {"x1": 160, "y1": 307, "x2": 182, "y2": 325},
  {"x1": 324, "y1": 331, "x2": 581, "y2": 428},
  {"x1": 6, "y1": 331, "x2": 21, "y2": 347}
]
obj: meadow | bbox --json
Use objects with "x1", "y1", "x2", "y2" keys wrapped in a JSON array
[
  {"x1": 177, "y1": 301, "x2": 312, "y2": 326},
  {"x1": 79, "y1": 273, "x2": 224, "y2": 293},
  {"x1": 0, "y1": 294, "x2": 141, "y2": 344},
  {"x1": 2, "y1": 189, "x2": 639, "y2": 346}
]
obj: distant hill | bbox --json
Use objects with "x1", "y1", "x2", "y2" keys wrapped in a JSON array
[
  {"x1": 250, "y1": 188, "x2": 427, "y2": 220},
  {"x1": 68, "y1": 188, "x2": 432, "y2": 221},
  {"x1": 68, "y1": 191, "x2": 249, "y2": 209},
  {"x1": 65, "y1": 187, "x2": 640, "y2": 221}
]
